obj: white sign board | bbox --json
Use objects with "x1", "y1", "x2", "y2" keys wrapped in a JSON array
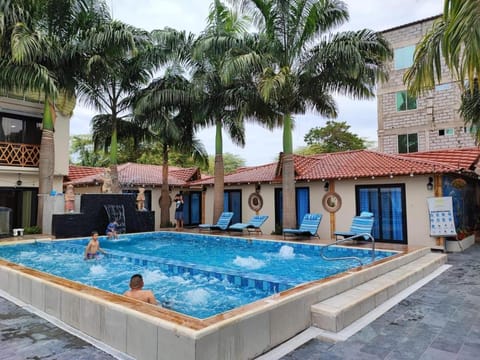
[{"x1": 427, "y1": 197, "x2": 457, "y2": 236}]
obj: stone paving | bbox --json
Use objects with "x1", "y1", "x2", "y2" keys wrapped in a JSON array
[
  {"x1": 0, "y1": 298, "x2": 116, "y2": 359},
  {"x1": 1, "y1": 244, "x2": 479, "y2": 360},
  {"x1": 282, "y1": 244, "x2": 480, "y2": 360}
]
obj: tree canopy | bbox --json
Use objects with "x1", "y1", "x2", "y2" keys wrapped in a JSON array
[{"x1": 301, "y1": 120, "x2": 366, "y2": 154}]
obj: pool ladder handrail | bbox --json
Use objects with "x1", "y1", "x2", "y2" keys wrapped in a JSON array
[{"x1": 319, "y1": 233, "x2": 376, "y2": 266}]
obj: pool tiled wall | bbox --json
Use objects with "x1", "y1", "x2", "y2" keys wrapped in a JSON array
[{"x1": 39, "y1": 241, "x2": 292, "y2": 294}]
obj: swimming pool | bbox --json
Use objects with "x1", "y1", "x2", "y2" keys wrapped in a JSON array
[
  {"x1": 1, "y1": 232, "x2": 437, "y2": 360},
  {"x1": 0, "y1": 232, "x2": 396, "y2": 319}
]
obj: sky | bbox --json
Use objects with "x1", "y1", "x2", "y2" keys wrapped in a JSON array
[{"x1": 70, "y1": 0, "x2": 444, "y2": 166}]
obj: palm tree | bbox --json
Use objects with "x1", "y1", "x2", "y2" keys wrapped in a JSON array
[
  {"x1": 230, "y1": 0, "x2": 392, "y2": 228},
  {"x1": 193, "y1": 0, "x2": 278, "y2": 223},
  {"x1": 134, "y1": 72, "x2": 208, "y2": 227},
  {"x1": 0, "y1": 0, "x2": 112, "y2": 227},
  {"x1": 77, "y1": 21, "x2": 155, "y2": 193},
  {"x1": 404, "y1": 0, "x2": 480, "y2": 140}
]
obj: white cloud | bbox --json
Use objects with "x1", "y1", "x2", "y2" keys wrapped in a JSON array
[{"x1": 71, "y1": 0, "x2": 444, "y2": 165}]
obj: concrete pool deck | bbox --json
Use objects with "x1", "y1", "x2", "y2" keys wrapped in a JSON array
[{"x1": 1, "y1": 234, "x2": 478, "y2": 359}]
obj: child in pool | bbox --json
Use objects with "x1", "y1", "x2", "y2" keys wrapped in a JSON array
[{"x1": 84, "y1": 231, "x2": 107, "y2": 260}]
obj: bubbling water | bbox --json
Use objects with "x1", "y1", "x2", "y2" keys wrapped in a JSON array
[
  {"x1": 279, "y1": 245, "x2": 295, "y2": 259},
  {"x1": 185, "y1": 288, "x2": 210, "y2": 305},
  {"x1": 89, "y1": 264, "x2": 107, "y2": 275},
  {"x1": 233, "y1": 256, "x2": 265, "y2": 269}
]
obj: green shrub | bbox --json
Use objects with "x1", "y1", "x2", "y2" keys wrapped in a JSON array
[{"x1": 24, "y1": 226, "x2": 42, "y2": 234}]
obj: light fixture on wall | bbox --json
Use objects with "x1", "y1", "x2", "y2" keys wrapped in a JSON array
[
  {"x1": 324, "y1": 181, "x2": 330, "y2": 192},
  {"x1": 255, "y1": 184, "x2": 261, "y2": 193},
  {"x1": 427, "y1": 177, "x2": 434, "y2": 191},
  {"x1": 16, "y1": 173, "x2": 22, "y2": 186}
]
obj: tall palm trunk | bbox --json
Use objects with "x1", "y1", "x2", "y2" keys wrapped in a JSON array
[
  {"x1": 160, "y1": 144, "x2": 171, "y2": 227},
  {"x1": 37, "y1": 99, "x2": 56, "y2": 228},
  {"x1": 282, "y1": 113, "x2": 296, "y2": 229},
  {"x1": 109, "y1": 115, "x2": 121, "y2": 193},
  {"x1": 213, "y1": 120, "x2": 224, "y2": 223}
]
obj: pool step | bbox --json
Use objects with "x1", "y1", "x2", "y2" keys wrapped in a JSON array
[{"x1": 311, "y1": 251, "x2": 447, "y2": 333}]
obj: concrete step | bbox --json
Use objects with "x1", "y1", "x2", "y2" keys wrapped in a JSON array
[{"x1": 311, "y1": 252, "x2": 447, "y2": 333}]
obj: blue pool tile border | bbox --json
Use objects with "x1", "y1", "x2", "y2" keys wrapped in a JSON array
[{"x1": 36, "y1": 241, "x2": 292, "y2": 294}]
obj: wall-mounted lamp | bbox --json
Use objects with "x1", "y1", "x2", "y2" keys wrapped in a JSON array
[
  {"x1": 16, "y1": 173, "x2": 22, "y2": 186},
  {"x1": 324, "y1": 181, "x2": 330, "y2": 192},
  {"x1": 427, "y1": 177, "x2": 434, "y2": 191},
  {"x1": 255, "y1": 184, "x2": 261, "y2": 193}
]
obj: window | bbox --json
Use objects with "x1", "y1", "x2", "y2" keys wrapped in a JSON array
[
  {"x1": 396, "y1": 91, "x2": 417, "y2": 111},
  {"x1": 398, "y1": 133, "x2": 418, "y2": 153},
  {"x1": 274, "y1": 187, "x2": 310, "y2": 229},
  {"x1": 464, "y1": 126, "x2": 478, "y2": 134},
  {"x1": 394, "y1": 45, "x2": 415, "y2": 70},
  {"x1": 356, "y1": 184, "x2": 407, "y2": 244},
  {"x1": 296, "y1": 187, "x2": 310, "y2": 226},
  {"x1": 0, "y1": 113, "x2": 42, "y2": 144},
  {"x1": 439, "y1": 128, "x2": 454, "y2": 136},
  {"x1": 435, "y1": 83, "x2": 451, "y2": 91},
  {"x1": 183, "y1": 191, "x2": 201, "y2": 226},
  {"x1": 224, "y1": 190, "x2": 241, "y2": 224}
]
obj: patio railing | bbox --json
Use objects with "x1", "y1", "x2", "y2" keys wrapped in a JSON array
[{"x1": 0, "y1": 141, "x2": 40, "y2": 167}]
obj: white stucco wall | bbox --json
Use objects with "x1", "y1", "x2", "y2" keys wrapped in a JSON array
[{"x1": 202, "y1": 175, "x2": 441, "y2": 249}]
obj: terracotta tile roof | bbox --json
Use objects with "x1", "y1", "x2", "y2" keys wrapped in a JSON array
[
  {"x1": 293, "y1": 150, "x2": 460, "y2": 180},
  {"x1": 67, "y1": 163, "x2": 199, "y2": 187},
  {"x1": 68, "y1": 148, "x2": 480, "y2": 188},
  {"x1": 192, "y1": 148, "x2": 480, "y2": 185},
  {"x1": 66, "y1": 165, "x2": 104, "y2": 182},
  {"x1": 401, "y1": 147, "x2": 480, "y2": 171},
  {"x1": 191, "y1": 163, "x2": 279, "y2": 185}
]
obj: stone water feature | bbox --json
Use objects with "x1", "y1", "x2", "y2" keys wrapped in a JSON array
[{"x1": 52, "y1": 194, "x2": 154, "y2": 238}]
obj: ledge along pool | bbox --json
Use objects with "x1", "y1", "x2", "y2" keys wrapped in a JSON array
[{"x1": 0, "y1": 232, "x2": 396, "y2": 319}]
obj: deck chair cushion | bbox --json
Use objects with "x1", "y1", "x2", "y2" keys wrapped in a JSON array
[
  {"x1": 199, "y1": 212, "x2": 234, "y2": 231},
  {"x1": 283, "y1": 213, "x2": 322, "y2": 238},
  {"x1": 229, "y1": 215, "x2": 268, "y2": 233},
  {"x1": 334, "y1": 213, "x2": 374, "y2": 240}
]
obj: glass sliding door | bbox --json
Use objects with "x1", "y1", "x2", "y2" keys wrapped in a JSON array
[
  {"x1": 224, "y1": 190, "x2": 241, "y2": 224},
  {"x1": 356, "y1": 184, "x2": 407, "y2": 244},
  {"x1": 183, "y1": 191, "x2": 201, "y2": 226},
  {"x1": 274, "y1": 187, "x2": 310, "y2": 229},
  {"x1": 296, "y1": 187, "x2": 310, "y2": 224}
]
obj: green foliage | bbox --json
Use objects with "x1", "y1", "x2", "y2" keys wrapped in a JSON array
[
  {"x1": 203, "y1": 153, "x2": 245, "y2": 175},
  {"x1": 70, "y1": 135, "x2": 108, "y2": 166},
  {"x1": 24, "y1": 226, "x2": 42, "y2": 235},
  {"x1": 302, "y1": 121, "x2": 366, "y2": 153},
  {"x1": 460, "y1": 80, "x2": 480, "y2": 145}
]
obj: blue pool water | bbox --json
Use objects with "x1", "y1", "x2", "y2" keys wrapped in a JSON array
[{"x1": 0, "y1": 232, "x2": 396, "y2": 319}]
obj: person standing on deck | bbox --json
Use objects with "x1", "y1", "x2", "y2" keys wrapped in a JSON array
[{"x1": 174, "y1": 193, "x2": 184, "y2": 230}]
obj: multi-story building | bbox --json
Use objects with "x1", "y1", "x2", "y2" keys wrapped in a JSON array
[
  {"x1": 0, "y1": 93, "x2": 71, "y2": 235},
  {"x1": 377, "y1": 15, "x2": 476, "y2": 154}
]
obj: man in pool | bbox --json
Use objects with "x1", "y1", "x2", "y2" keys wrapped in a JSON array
[
  {"x1": 84, "y1": 231, "x2": 107, "y2": 260},
  {"x1": 123, "y1": 274, "x2": 158, "y2": 305}
]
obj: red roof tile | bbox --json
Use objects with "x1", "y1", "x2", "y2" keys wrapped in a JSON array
[
  {"x1": 191, "y1": 163, "x2": 279, "y2": 185},
  {"x1": 294, "y1": 150, "x2": 459, "y2": 180},
  {"x1": 66, "y1": 165, "x2": 104, "y2": 182},
  {"x1": 401, "y1": 147, "x2": 480, "y2": 170},
  {"x1": 192, "y1": 148, "x2": 480, "y2": 185},
  {"x1": 67, "y1": 163, "x2": 199, "y2": 187}
]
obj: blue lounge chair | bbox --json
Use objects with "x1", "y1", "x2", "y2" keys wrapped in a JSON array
[
  {"x1": 228, "y1": 215, "x2": 269, "y2": 235},
  {"x1": 198, "y1": 212, "x2": 234, "y2": 232},
  {"x1": 334, "y1": 211, "x2": 374, "y2": 241},
  {"x1": 283, "y1": 213, "x2": 322, "y2": 239}
]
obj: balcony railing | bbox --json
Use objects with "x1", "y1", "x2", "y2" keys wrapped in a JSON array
[{"x1": 0, "y1": 141, "x2": 40, "y2": 167}]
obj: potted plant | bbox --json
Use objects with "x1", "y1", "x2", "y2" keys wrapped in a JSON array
[{"x1": 446, "y1": 227, "x2": 475, "y2": 252}]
